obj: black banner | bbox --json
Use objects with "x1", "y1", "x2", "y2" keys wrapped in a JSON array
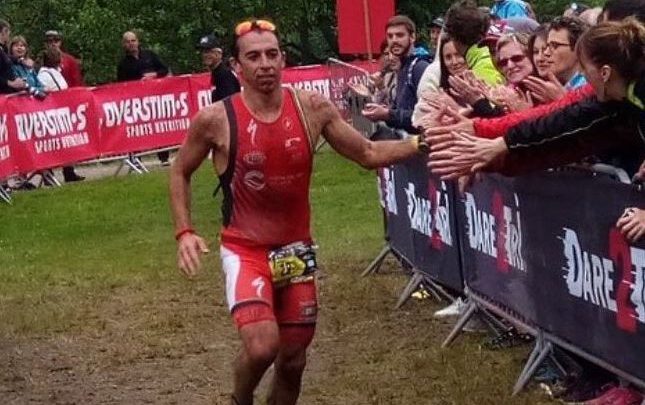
[
  {"x1": 379, "y1": 155, "x2": 464, "y2": 291},
  {"x1": 458, "y1": 170, "x2": 645, "y2": 382}
]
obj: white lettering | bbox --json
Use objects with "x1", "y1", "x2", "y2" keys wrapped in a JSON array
[
  {"x1": 464, "y1": 193, "x2": 497, "y2": 258},
  {"x1": 102, "y1": 92, "x2": 190, "y2": 128}
]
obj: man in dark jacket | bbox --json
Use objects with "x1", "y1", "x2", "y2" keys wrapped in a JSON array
[
  {"x1": 196, "y1": 34, "x2": 240, "y2": 102},
  {"x1": 117, "y1": 31, "x2": 171, "y2": 165},
  {"x1": 363, "y1": 15, "x2": 429, "y2": 134}
]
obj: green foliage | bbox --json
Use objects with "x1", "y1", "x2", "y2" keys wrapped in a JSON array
[
  {"x1": 0, "y1": 0, "x2": 602, "y2": 84},
  {"x1": 0, "y1": 0, "x2": 337, "y2": 84}
]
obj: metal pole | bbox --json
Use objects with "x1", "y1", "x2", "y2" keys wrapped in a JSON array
[{"x1": 362, "y1": 0, "x2": 373, "y2": 61}]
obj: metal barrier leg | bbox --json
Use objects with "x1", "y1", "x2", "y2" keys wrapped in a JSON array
[
  {"x1": 0, "y1": 186, "x2": 11, "y2": 204},
  {"x1": 441, "y1": 301, "x2": 477, "y2": 348},
  {"x1": 41, "y1": 170, "x2": 61, "y2": 187},
  {"x1": 132, "y1": 155, "x2": 149, "y2": 173},
  {"x1": 315, "y1": 139, "x2": 327, "y2": 153},
  {"x1": 395, "y1": 272, "x2": 424, "y2": 309},
  {"x1": 361, "y1": 244, "x2": 392, "y2": 277},
  {"x1": 123, "y1": 155, "x2": 144, "y2": 174},
  {"x1": 421, "y1": 276, "x2": 455, "y2": 302},
  {"x1": 512, "y1": 333, "x2": 553, "y2": 396}
]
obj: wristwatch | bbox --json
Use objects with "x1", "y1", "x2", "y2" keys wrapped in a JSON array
[{"x1": 411, "y1": 135, "x2": 430, "y2": 154}]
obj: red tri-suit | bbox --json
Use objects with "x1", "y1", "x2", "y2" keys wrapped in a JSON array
[{"x1": 218, "y1": 88, "x2": 318, "y2": 337}]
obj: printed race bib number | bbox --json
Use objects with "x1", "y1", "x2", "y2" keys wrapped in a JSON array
[
  {"x1": 270, "y1": 256, "x2": 307, "y2": 284},
  {"x1": 268, "y1": 242, "x2": 318, "y2": 285}
]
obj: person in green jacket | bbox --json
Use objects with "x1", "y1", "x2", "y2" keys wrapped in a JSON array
[{"x1": 444, "y1": 0, "x2": 505, "y2": 86}]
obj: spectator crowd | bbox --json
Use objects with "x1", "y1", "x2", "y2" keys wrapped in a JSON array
[
  {"x1": 0, "y1": 21, "x2": 239, "y2": 187},
  {"x1": 354, "y1": 0, "x2": 645, "y2": 404}
]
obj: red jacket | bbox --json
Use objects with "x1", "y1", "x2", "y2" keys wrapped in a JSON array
[
  {"x1": 473, "y1": 84, "x2": 594, "y2": 139},
  {"x1": 60, "y1": 52, "x2": 84, "y2": 88}
]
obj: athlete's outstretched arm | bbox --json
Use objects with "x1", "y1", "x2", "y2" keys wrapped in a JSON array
[
  {"x1": 302, "y1": 92, "x2": 419, "y2": 169},
  {"x1": 169, "y1": 105, "x2": 224, "y2": 276}
]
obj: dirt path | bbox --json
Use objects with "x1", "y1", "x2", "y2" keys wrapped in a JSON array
[{"x1": 0, "y1": 256, "x2": 552, "y2": 405}]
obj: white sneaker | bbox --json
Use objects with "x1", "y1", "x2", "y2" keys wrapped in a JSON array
[{"x1": 433, "y1": 297, "x2": 466, "y2": 318}]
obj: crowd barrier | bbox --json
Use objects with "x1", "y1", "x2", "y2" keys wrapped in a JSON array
[
  {"x1": 367, "y1": 153, "x2": 645, "y2": 392},
  {"x1": 0, "y1": 61, "x2": 378, "y2": 186}
]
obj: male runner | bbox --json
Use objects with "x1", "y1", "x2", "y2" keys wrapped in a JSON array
[{"x1": 169, "y1": 19, "x2": 426, "y2": 405}]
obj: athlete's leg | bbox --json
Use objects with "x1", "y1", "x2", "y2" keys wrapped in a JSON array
[
  {"x1": 232, "y1": 305, "x2": 280, "y2": 405},
  {"x1": 221, "y1": 243, "x2": 278, "y2": 405},
  {"x1": 267, "y1": 325, "x2": 315, "y2": 405},
  {"x1": 267, "y1": 280, "x2": 318, "y2": 404}
]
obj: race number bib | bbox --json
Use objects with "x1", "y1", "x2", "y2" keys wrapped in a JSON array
[{"x1": 268, "y1": 242, "x2": 317, "y2": 285}]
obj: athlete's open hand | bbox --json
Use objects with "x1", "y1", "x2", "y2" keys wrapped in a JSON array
[{"x1": 177, "y1": 233, "x2": 210, "y2": 277}]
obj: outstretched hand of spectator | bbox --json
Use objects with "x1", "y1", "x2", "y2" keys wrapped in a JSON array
[
  {"x1": 617, "y1": 208, "x2": 645, "y2": 243},
  {"x1": 522, "y1": 72, "x2": 566, "y2": 103},
  {"x1": 427, "y1": 132, "x2": 508, "y2": 180},
  {"x1": 449, "y1": 73, "x2": 486, "y2": 106},
  {"x1": 489, "y1": 86, "x2": 534, "y2": 112},
  {"x1": 423, "y1": 106, "x2": 475, "y2": 151},
  {"x1": 362, "y1": 103, "x2": 390, "y2": 121}
]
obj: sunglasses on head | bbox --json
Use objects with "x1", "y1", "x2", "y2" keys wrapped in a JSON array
[
  {"x1": 498, "y1": 54, "x2": 527, "y2": 68},
  {"x1": 234, "y1": 19, "x2": 276, "y2": 37}
]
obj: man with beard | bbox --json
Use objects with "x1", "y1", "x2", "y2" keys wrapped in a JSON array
[
  {"x1": 169, "y1": 19, "x2": 429, "y2": 405},
  {"x1": 362, "y1": 15, "x2": 430, "y2": 133}
]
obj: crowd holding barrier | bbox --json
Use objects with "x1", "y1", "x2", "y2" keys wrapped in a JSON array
[
  {"x1": 0, "y1": 61, "x2": 378, "y2": 190},
  {"x1": 369, "y1": 153, "x2": 645, "y2": 393}
]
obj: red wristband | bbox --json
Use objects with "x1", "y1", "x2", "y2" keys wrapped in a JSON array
[{"x1": 175, "y1": 228, "x2": 195, "y2": 241}]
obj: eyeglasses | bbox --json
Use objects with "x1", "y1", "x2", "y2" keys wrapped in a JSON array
[
  {"x1": 234, "y1": 19, "x2": 276, "y2": 38},
  {"x1": 497, "y1": 54, "x2": 527, "y2": 68},
  {"x1": 545, "y1": 41, "x2": 571, "y2": 51}
]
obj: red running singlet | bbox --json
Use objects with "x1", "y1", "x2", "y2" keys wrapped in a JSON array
[{"x1": 219, "y1": 88, "x2": 315, "y2": 247}]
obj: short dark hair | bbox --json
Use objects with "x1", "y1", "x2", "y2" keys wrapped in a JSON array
[
  {"x1": 0, "y1": 19, "x2": 10, "y2": 32},
  {"x1": 549, "y1": 16, "x2": 590, "y2": 50},
  {"x1": 445, "y1": 1, "x2": 490, "y2": 47},
  {"x1": 602, "y1": 0, "x2": 645, "y2": 23},
  {"x1": 385, "y1": 15, "x2": 416, "y2": 35}
]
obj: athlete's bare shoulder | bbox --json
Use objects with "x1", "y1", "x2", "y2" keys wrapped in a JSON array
[
  {"x1": 293, "y1": 89, "x2": 340, "y2": 126},
  {"x1": 190, "y1": 100, "x2": 229, "y2": 147}
]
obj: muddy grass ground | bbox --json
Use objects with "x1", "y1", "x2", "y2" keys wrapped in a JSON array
[{"x1": 0, "y1": 151, "x2": 555, "y2": 404}]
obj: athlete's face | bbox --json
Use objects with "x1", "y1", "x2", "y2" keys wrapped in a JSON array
[{"x1": 235, "y1": 31, "x2": 284, "y2": 94}]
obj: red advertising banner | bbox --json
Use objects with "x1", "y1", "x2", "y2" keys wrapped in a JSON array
[
  {"x1": 93, "y1": 76, "x2": 194, "y2": 156},
  {"x1": 0, "y1": 96, "x2": 15, "y2": 179},
  {"x1": 188, "y1": 73, "x2": 213, "y2": 111},
  {"x1": 336, "y1": 0, "x2": 395, "y2": 55},
  {"x1": 0, "y1": 62, "x2": 380, "y2": 179},
  {"x1": 282, "y1": 65, "x2": 332, "y2": 98},
  {"x1": 6, "y1": 89, "x2": 100, "y2": 174}
]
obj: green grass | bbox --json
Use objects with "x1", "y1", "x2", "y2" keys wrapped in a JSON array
[
  {"x1": 0, "y1": 149, "x2": 383, "y2": 335},
  {"x1": 0, "y1": 150, "x2": 554, "y2": 404}
]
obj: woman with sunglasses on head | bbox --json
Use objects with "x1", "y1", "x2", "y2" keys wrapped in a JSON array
[{"x1": 170, "y1": 18, "x2": 429, "y2": 405}]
